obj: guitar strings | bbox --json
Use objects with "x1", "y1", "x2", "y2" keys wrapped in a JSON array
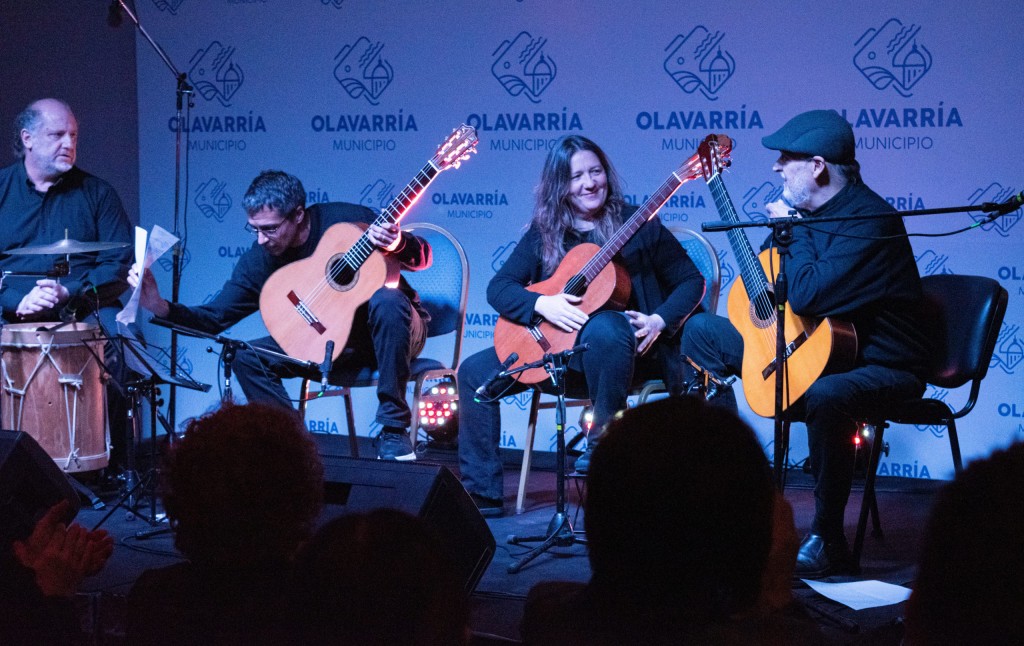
[
  {"x1": 299, "y1": 164, "x2": 437, "y2": 310},
  {"x1": 707, "y1": 176, "x2": 777, "y2": 352}
]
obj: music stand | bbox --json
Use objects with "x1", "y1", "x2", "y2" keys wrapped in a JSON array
[
  {"x1": 507, "y1": 344, "x2": 589, "y2": 574},
  {"x1": 90, "y1": 330, "x2": 209, "y2": 530}
]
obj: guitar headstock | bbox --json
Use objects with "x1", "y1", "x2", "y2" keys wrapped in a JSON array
[
  {"x1": 433, "y1": 124, "x2": 479, "y2": 171},
  {"x1": 697, "y1": 133, "x2": 733, "y2": 181}
]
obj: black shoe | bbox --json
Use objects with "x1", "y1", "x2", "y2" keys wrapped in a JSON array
[
  {"x1": 794, "y1": 533, "x2": 853, "y2": 579},
  {"x1": 374, "y1": 428, "x2": 416, "y2": 461},
  {"x1": 470, "y1": 494, "x2": 504, "y2": 518},
  {"x1": 574, "y1": 444, "x2": 596, "y2": 474}
]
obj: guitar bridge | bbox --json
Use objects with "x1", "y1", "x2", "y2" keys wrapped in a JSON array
[
  {"x1": 761, "y1": 332, "x2": 808, "y2": 380},
  {"x1": 287, "y1": 291, "x2": 327, "y2": 335}
]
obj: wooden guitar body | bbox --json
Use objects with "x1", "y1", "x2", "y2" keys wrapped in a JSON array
[
  {"x1": 493, "y1": 243, "x2": 630, "y2": 384},
  {"x1": 260, "y1": 222, "x2": 398, "y2": 364},
  {"x1": 257, "y1": 124, "x2": 478, "y2": 365},
  {"x1": 727, "y1": 248, "x2": 858, "y2": 417}
]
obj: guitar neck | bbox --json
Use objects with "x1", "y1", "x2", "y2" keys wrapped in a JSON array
[
  {"x1": 706, "y1": 173, "x2": 771, "y2": 297},
  {"x1": 343, "y1": 160, "x2": 440, "y2": 269},
  {"x1": 566, "y1": 169, "x2": 686, "y2": 295}
]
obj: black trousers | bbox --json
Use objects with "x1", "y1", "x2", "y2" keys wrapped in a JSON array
[{"x1": 681, "y1": 312, "x2": 923, "y2": 540}]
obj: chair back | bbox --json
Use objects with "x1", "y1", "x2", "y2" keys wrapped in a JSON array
[
  {"x1": 403, "y1": 223, "x2": 470, "y2": 369},
  {"x1": 670, "y1": 227, "x2": 720, "y2": 315},
  {"x1": 921, "y1": 274, "x2": 1008, "y2": 390}
]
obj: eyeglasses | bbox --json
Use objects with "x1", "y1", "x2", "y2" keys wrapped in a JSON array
[{"x1": 244, "y1": 220, "x2": 288, "y2": 237}]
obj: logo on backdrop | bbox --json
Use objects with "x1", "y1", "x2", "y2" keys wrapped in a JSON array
[
  {"x1": 158, "y1": 246, "x2": 190, "y2": 274},
  {"x1": 189, "y1": 42, "x2": 244, "y2": 107},
  {"x1": 991, "y1": 323, "x2": 1023, "y2": 376},
  {"x1": 854, "y1": 19, "x2": 932, "y2": 97},
  {"x1": 968, "y1": 183, "x2": 1022, "y2": 237},
  {"x1": 663, "y1": 26, "x2": 735, "y2": 101},
  {"x1": 359, "y1": 179, "x2": 397, "y2": 211},
  {"x1": 740, "y1": 182, "x2": 782, "y2": 223},
  {"x1": 717, "y1": 249, "x2": 735, "y2": 296},
  {"x1": 151, "y1": 0, "x2": 185, "y2": 14},
  {"x1": 491, "y1": 241, "x2": 517, "y2": 273},
  {"x1": 915, "y1": 250, "x2": 955, "y2": 276},
  {"x1": 194, "y1": 178, "x2": 232, "y2": 223},
  {"x1": 492, "y1": 31, "x2": 557, "y2": 103},
  {"x1": 502, "y1": 391, "x2": 534, "y2": 412},
  {"x1": 320, "y1": 0, "x2": 344, "y2": 7},
  {"x1": 334, "y1": 37, "x2": 393, "y2": 106}
]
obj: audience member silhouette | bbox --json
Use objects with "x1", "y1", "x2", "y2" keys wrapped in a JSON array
[
  {"x1": 903, "y1": 440, "x2": 1024, "y2": 646},
  {"x1": 291, "y1": 508, "x2": 470, "y2": 645},
  {"x1": 126, "y1": 402, "x2": 324, "y2": 645},
  {"x1": 0, "y1": 499, "x2": 114, "y2": 645},
  {"x1": 520, "y1": 396, "x2": 824, "y2": 645}
]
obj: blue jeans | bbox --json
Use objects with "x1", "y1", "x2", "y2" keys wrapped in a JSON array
[
  {"x1": 681, "y1": 312, "x2": 923, "y2": 539},
  {"x1": 458, "y1": 311, "x2": 664, "y2": 501},
  {"x1": 233, "y1": 287, "x2": 426, "y2": 429}
]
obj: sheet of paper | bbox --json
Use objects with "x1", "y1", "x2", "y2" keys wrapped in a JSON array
[
  {"x1": 116, "y1": 225, "x2": 178, "y2": 327},
  {"x1": 802, "y1": 579, "x2": 912, "y2": 611}
]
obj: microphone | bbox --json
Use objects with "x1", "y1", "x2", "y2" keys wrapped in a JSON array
[
  {"x1": 107, "y1": 0, "x2": 123, "y2": 27},
  {"x1": 474, "y1": 352, "x2": 518, "y2": 402},
  {"x1": 982, "y1": 190, "x2": 1024, "y2": 216},
  {"x1": 57, "y1": 282, "x2": 96, "y2": 323},
  {"x1": 320, "y1": 340, "x2": 335, "y2": 390}
]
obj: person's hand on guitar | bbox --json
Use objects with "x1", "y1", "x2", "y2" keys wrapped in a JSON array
[
  {"x1": 365, "y1": 222, "x2": 403, "y2": 252},
  {"x1": 535, "y1": 293, "x2": 589, "y2": 332},
  {"x1": 127, "y1": 263, "x2": 170, "y2": 318},
  {"x1": 625, "y1": 310, "x2": 666, "y2": 355}
]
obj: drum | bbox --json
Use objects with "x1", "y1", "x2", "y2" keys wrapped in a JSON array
[{"x1": 1, "y1": 322, "x2": 110, "y2": 472}]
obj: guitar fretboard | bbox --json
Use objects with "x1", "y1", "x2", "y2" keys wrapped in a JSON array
[
  {"x1": 706, "y1": 173, "x2": 773, "y2": 315},
  {"x1": 342, "y1": 161, "x2": 440, "y2": 270},
  {"x1": 564, "y1": 164, "x2": 693, "y2": 296}
]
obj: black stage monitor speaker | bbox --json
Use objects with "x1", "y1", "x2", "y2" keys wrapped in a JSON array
[
  {"x1": 319, "y1": 455, "x2": 496, "y2": 593},
  {"x1": 0, "y1": 430, "x2": 80, "y2": 547}
]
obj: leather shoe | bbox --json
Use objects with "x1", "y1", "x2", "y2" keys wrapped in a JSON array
[
  {"x1": 794, "y1": 533, "x2": 853, "y2": 579},
  {"x1": 470, "y1": 494, "x2": 504, "y2": 518},
  {"x1": 574, "y1": 443, "x2": 596, "y2": 474}
]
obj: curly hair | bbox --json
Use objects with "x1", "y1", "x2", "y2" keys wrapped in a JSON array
[{"x1": 162, "y1": 402, "x2": 324, "y2": 567}]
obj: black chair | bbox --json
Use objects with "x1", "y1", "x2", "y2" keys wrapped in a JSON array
[{"x1": 852, "y1": 274, "x2": 1008, "y2": 567}]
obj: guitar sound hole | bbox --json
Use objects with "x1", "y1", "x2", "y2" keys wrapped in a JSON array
[
  {"x1": 327, "y1": 258, "x2": 357, "y2": 292},
  {"x1": 751, "y1": 288, "x2": 776, "y2": 324}
]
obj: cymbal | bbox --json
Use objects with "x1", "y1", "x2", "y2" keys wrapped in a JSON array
[{"x1": 4, "y1": 238, "x2": 129, "y2": 255}]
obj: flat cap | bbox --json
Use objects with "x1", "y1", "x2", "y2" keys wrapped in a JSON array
[{"x1": 761, "y1": 109, "x2": 856, "y2": 164}]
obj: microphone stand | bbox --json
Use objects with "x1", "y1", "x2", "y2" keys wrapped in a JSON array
[
  {"x1": 702, "y1": 193, "x2": 1020, "y2": 490},
  {"x1": 113, "y1": 0, "x2": 193, "y2": 434},
  {"x1": 507, "y1": 343, "x2": 589, "y2": 574}
]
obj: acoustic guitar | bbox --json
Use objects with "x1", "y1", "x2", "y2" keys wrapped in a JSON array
[
  {"x1": 696, "y1": 135, "x2": 857, "y2": 417},
  {"x1": 260, "y1": 125, "x2": 478, "y2": 363},
  {"x1": 492, "y1": 136, "x2": 727, "y2": 384}
]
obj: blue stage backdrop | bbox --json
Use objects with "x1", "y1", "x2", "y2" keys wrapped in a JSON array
[{"x1": 134, "y1": 0, "x2": 1023, "y2": 479}]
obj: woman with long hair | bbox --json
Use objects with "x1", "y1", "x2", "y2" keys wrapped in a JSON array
[{"x1": 457, "y1": 135, "x2": 705, "y2": 517}]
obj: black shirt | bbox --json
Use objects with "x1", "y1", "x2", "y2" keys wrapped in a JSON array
[{"x1": 0, "y1": 160, "x2": 132, "y2": 320}]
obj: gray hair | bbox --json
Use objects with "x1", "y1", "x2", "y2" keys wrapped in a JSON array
[
  {"x1": 11, "y1": 99, "x2": 74, "y2": 158},
  {"x1": 241, "y1": 170, "x2": 306, "y2": 217}
]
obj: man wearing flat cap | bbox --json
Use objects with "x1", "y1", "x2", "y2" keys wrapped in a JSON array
[{"x1": 682, "y1": 109, "x2": 931, "y2": 577}]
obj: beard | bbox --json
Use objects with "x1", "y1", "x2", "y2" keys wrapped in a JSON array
[{"x1": 782, "y1": 181, "x2": 810, "y2": 209}]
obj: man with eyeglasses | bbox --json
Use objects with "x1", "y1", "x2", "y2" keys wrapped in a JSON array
[
  {"x1": 680, "y1": 110, "x2": 931, "y2": 577},
  {"x1": 129, "y1": 170, "x2": 431, "y2": 461}
]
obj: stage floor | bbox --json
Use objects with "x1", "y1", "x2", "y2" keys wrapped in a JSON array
[{"x1": 70, "y1": 437, "x2": 936, "y2": 644}]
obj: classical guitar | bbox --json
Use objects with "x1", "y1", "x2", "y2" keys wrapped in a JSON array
[
  {"x1": 696, "y1": 135, "x2": 857, "y2": 417},
  {"x1": 259, "y1": 125, "x2": 478, "y2": 363},
  {"x1": 492, "y1": 138, "x2": 725, "y2": 384}
]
